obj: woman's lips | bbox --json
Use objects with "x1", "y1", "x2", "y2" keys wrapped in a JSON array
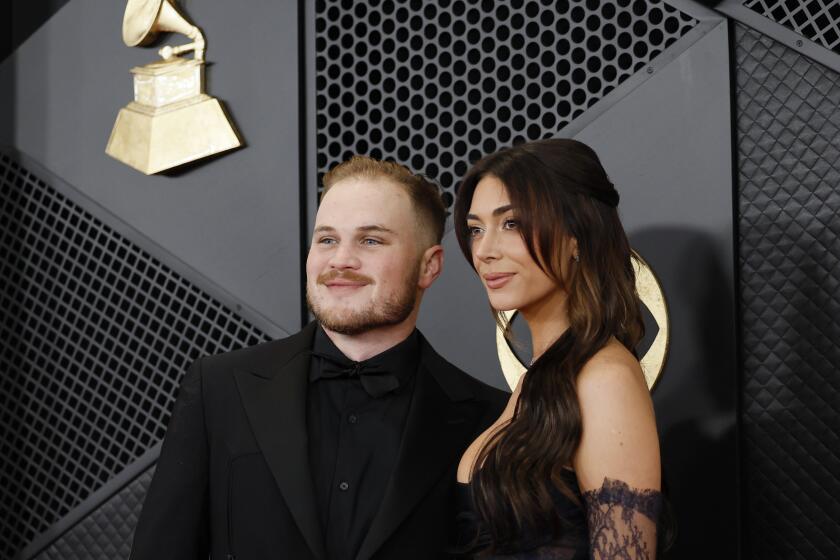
[{"x1": 483, "y1": 273, "x2": 515, "y2": 289}]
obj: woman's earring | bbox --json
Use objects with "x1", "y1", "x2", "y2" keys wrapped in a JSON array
[{"x1": 573, "y1": 253, "x2": 580, "y2": 263}]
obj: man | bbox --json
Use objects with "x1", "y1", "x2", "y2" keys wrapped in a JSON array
[{"x1": 130, "y1": 156, "x2": 508, "y2": 560}]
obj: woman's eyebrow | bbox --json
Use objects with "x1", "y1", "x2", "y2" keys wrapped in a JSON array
[{"x1": 467, "y1": 204, "x2": 514, "y2": 221}]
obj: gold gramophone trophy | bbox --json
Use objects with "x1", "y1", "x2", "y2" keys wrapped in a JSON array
[{"x1": 106, "y1": 0, "x2": 241, "y2": 174}]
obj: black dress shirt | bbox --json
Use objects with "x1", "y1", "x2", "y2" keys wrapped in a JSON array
[{"x1": 307, "y1": 326, "x2": 420, "y2": 560}]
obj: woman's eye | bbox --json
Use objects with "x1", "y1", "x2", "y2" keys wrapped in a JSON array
[
  {"x1": 467, "y1": 225, "x2": 484, "y2": 237},
  {"x1": 502, "y1": 219, "x2": 519, "y2": 230}
]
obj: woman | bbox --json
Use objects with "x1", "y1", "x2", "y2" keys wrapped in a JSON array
[{"x1": 452, "y1": 139, "x2": 666, "y2": 559}]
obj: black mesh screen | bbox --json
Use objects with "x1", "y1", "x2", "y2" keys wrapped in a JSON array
[
  {"x1": 0, "y1": 151, "x2": 271, "y2": 559},
  {"x1": 315, "y1": 0, "x2": 697, "y2": 205},
  {"x1": 735, "y1": 24, "x2": 840, "y2": 559},
  {"x1": 743, "y1": 0, "x2": 840, "y2": 53}
]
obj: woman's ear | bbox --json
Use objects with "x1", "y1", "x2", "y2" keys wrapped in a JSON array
[{"x1": 556, "y1": 236, "x2": 579, "y2": 285}]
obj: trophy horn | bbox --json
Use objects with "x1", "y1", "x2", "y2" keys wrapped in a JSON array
[
  {"x1": 107, "y1": 0, "x2": 240, "y2": 174},
  {"x1": 122, "y1": 0, "x2": 204, "y2": 60}
]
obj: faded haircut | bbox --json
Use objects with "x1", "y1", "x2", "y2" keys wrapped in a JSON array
[{"x1": 322, "y1": 155, "x2": 446, "y2": 247}]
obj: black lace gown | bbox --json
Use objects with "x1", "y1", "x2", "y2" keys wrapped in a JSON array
[{"x1": 453, "y1": 469, "x2": 664, "y2": 559}]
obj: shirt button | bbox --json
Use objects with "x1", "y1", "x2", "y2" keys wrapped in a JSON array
[
  {"x1": 338, "y1": 481, "x2": 349, "y2": 491},
  {"x1": 348, "y1": 414, "x2": 358, "y2": 424}
]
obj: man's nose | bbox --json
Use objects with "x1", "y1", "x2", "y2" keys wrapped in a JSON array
[{"x1": 328, "y1": 242, "x2": 361, "y2": 269}]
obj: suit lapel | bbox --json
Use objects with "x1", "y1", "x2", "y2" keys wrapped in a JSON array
[
  {"x1": 233, "y1": 322, "x2": 326, "y2": 560},
  {"x1": 356, "y1": 341, "x2": 480, "y2": 560}
]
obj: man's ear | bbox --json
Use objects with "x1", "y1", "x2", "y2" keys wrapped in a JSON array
[{"x1": 418, "y1": 244, "x2": 444, "y2": 289}]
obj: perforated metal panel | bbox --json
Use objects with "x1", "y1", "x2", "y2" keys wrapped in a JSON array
[
  {"x1": 743, "y1": 0, "x2": 840, "y2": 53},
  {"x1": 735, "y1": 24, "x2": 840, "y2": 559},
  {"x1": 315, "y1": 0, "x2": 697, "y2": 204},
  {"x1": 0, "y1": 151, "x2": 271, "y2": 560}
]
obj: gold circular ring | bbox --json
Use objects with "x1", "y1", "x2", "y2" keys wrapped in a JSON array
[{"x1": 496, "y1": 250, "x2": 670, "y2": 391}]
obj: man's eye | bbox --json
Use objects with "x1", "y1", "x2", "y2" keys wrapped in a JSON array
[
  {"x1": 362, "y1": 238, "x2": 381, "y2": 246},
  {"x1": 318, "y1": 237, "x2": 337, "y2": 245}
]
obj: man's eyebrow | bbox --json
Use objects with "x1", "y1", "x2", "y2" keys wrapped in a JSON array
[
  {"x1": 466, "y1": 205, "x2": 514, "y2": 221},
  {"x1": 313, "y1": 224, "x2": 397, "y2": 235},
  {"x1": 357, "y1": 224, "x2": 397, "y2": 235}
]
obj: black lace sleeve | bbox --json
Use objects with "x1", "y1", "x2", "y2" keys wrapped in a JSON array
[{"x1": 581, "y1": 478, "x2": 663, "y2": 560}]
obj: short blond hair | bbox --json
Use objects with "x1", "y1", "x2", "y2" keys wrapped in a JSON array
[{"x1": 322, "y1": 155, "x2": 447, "y2": 245}]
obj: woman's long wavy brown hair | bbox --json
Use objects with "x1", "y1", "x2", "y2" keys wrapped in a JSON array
[{"x1": 453, "y1": 139, "x2": 645, "y2": 554}]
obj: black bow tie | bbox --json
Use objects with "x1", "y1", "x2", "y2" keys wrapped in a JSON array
[{"x1": 310, "y1": 351, "x2": 401, "y2": 398}]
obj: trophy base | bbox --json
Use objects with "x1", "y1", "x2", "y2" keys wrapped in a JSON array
[{"x1": 106, "y1": 94, "x2": 241, "y2": 175}]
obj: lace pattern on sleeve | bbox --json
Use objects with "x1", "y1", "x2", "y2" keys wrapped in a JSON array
[{"x1": 582, "y1": 478, "x2": 663, "y2": 560}]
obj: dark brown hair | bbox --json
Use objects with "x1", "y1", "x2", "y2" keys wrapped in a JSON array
[
  {"x1": 453, "y1": 139, "x2": 645, "y2": 553},
  {"x1": 322, "y1": 155, "x2": 446, "y2": 247}
]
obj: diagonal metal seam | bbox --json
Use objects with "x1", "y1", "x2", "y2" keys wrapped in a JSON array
[
  {"x1": 558, "y1": 17, "x2": 722, "y2": 137},
  {"x1": 15, "y1": 445, "x2": 161, "y2": 560},
  {"x1": 717, "y1": 0, "x2": 840, "y2": 72},
  {"x1": 743, "y1": 0, "x2": 840, "y2": 52},
  {"x1": 0, "y1": 147, "x2": 289, "y2": 341}
]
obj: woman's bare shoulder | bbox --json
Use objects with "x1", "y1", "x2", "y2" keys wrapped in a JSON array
[
  {"x1": 573, "y1": 338, "x2": 660, "y2": 491},
  {"x1": 576, "y1": 338, "x2": 648, "y2": 396}
]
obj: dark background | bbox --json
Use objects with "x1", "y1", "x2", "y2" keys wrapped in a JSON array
[{"x1": 1, "y1": 0, "x2": 838, "y2": 558}]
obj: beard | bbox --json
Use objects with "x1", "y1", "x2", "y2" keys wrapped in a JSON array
[{"x1": 306, "y1": 261, "x2": 421, "y2": 335}]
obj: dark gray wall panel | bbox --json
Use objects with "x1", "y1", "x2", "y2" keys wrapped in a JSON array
[
  {"x1": 735, "y1": 23, "x2": 840, "y2": 559},
  {"x1": 0, "y1": 0, "x2": 302, "y2": 333},
  {"x1": 1, "y1": 1, "x2": 71, "y2": 63},
  {"x1": 1, "y1": 4, "x2": 10, "y2": 63}
]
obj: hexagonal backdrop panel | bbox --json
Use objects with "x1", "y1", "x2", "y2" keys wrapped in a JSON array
[{"x1": 315, "y1": 0, "x2": 697, "y2": 206}]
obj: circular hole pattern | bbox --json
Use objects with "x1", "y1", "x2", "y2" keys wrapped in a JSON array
[{"x1": 316, "y1": 0, "x2": 697, "y2": 207}]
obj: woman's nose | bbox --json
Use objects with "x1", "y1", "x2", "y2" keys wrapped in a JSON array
[{"x1": 473, "y1": 230, "x2": 501, "y2": 262}]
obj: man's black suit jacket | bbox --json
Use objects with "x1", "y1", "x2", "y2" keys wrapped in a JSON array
[{"x1": 130, "y1": 322, "x2": 508, "y2": 560}]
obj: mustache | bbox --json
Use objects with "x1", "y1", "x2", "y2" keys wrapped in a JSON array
[{"x1": 317, "y1": 270, "x2": 374, "y2": 285}]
